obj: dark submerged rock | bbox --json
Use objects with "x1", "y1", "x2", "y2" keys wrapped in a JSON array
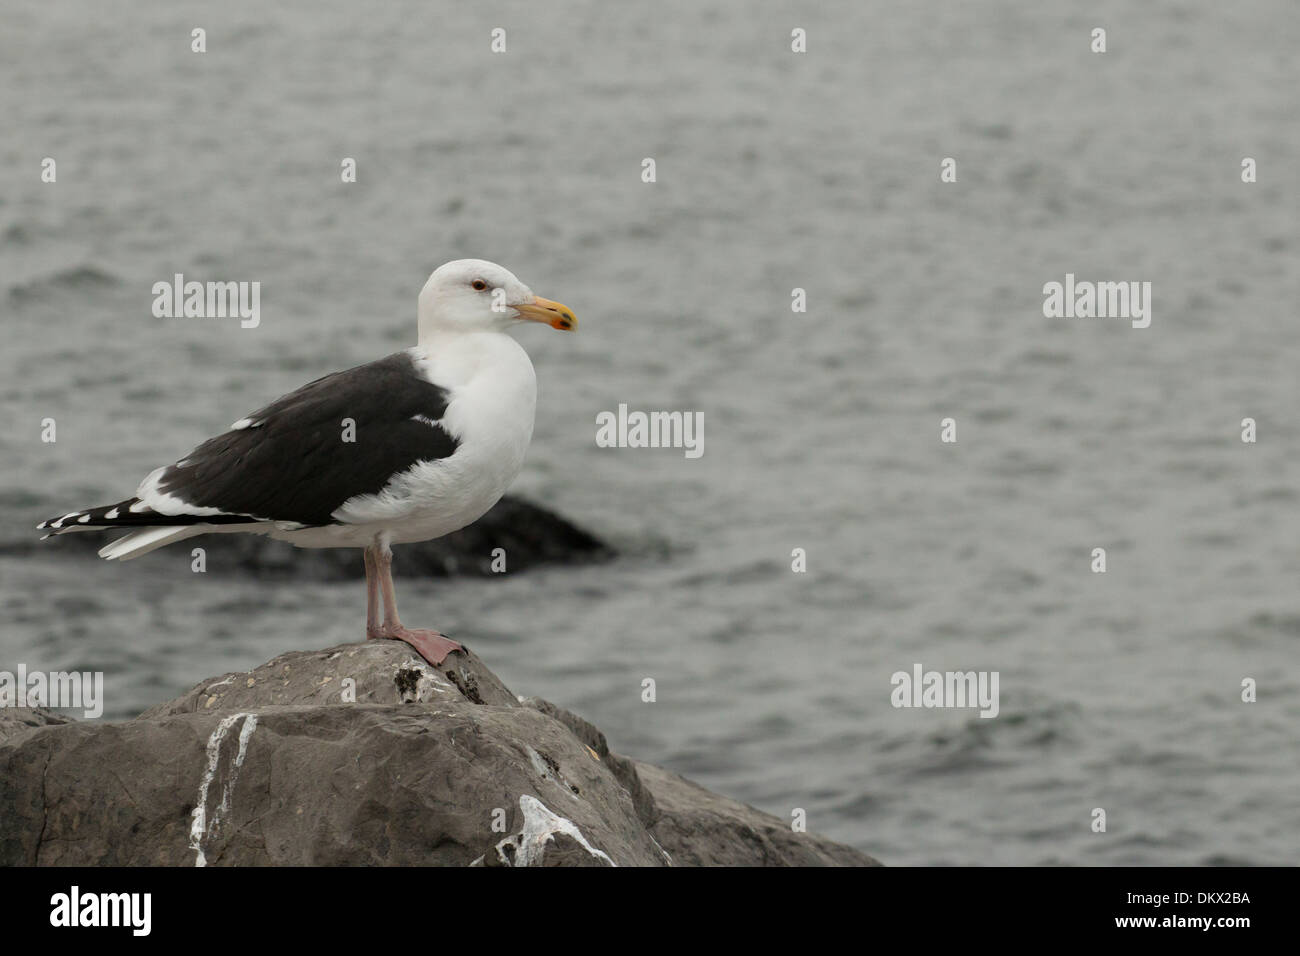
[{"x1": 12, "y1": 495, "x2": 614, "y2": 580}]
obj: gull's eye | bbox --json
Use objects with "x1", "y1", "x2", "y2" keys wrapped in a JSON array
[{"x1": 471, "y1": 279, "x2": 488, "y2": 291}]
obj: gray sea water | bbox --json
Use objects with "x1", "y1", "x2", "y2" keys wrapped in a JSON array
[{"x1": 2, "y1": 0, "x2": 1298, "y2": 865}]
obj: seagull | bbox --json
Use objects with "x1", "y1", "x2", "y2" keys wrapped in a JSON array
[{"x1": 37, "y1": 259, "x2": 577, "y2": 666}]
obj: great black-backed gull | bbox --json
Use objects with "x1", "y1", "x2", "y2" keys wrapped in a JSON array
[{"x1": 38, "y1": 259, "x2": 577, "y2": 665}]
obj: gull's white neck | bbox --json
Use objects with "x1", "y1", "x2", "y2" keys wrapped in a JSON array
[{"x1": 411, "y1": 326, "x2": 535, "y2": 391}]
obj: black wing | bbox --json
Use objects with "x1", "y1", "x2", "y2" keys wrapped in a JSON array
[{"x1": 152, "y1": 351, "x2": 459, "y2": 526}]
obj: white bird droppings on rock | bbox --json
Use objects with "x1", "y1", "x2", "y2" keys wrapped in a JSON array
[
  {"x1": 480, "y1": 794, "x2": 615, "y2": 867},
  {"x1": 189, "y1": 711, "x2": 258, "y2": 867}
]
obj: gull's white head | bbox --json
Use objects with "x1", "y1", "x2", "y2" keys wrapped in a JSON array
[{"x1": 417, "y1": 259, "x2": 576, "y2": 340}]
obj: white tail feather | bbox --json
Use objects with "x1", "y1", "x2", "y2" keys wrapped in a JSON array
[
  {"x1": 98, "y1": 526, "x2": 209, "y2": 561},
  {"x1": 97, "y1": 522, "x2": 269, "y2": 560}
]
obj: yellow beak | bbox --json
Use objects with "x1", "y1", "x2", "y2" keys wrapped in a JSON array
[{"x1": 513, "y1": 296, "x2": 577, "y2": 331}]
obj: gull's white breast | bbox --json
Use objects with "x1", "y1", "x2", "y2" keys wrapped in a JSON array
[{"x1": 272, "y1": 332, "x2": 537, "y2": 549}]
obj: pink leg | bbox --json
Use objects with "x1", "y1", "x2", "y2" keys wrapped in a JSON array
[
  {"x1": 371, "y1": 542, "x2": 464, "y2": 665},
  {"x1": 363, "y1": 545, "x2": 382, "y2": 639}
]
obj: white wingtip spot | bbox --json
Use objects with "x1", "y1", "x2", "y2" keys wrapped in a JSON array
[
  {"x1": 128, "y1": 500, "x2": 151, "y2": 514},
  {"x1": 104, "y1": 508, "x2": 119, "y2": 519},
  {"x1": 77, "y1": 514, "x2": 91, "y2": 523}
]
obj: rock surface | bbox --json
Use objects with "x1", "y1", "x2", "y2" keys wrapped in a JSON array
[
  {"x1": 10, "y1": 495, "x2": 613, "y2": 580},
  {"x1": 0, "y1": 642, "x2": 879, "y2": 867}
]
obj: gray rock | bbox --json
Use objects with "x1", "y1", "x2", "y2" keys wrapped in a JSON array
[
  {"x1": 0, "y1": 641, "x2": 879, "y2": 867},
  {"x1": 0, "y1": 706, "x2": 73, "y2": 745}
]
